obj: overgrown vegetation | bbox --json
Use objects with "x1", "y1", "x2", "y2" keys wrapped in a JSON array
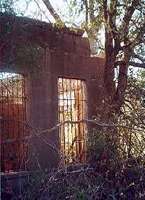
[{"x1": 2, "y1": 73, "x2": 143, "y2": 200}]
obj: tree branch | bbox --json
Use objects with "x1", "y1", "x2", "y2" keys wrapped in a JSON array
[
  {"x1": 129, "y1": 61, "x2": 145, "y2": 69},
  {"x1": 132, "y1": 53, "x2": 145, "y2": 63},
  {"x1": 41, "y1": 0, "x2": 64, "y2": 24},
  {"x1": 115, "y1": 60, "x2": 145, "y2": 69},
  {"x1": 84, "y1": 0, "x2": 89, "y2": 25},
  {"x1": 122, "y1": 0, "x2": 140, "y2": 38},
  {"x1": 131, "y1": 18, "x2": 145, "y2": 48}
]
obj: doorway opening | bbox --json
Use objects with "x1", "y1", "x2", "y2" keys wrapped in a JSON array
[{"x1": 58, "y1": 78, "x2": 87, "y2": 164}]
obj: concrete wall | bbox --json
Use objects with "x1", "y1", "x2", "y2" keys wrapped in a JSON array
[
  {"x1": 23, "y1": 49, "x2": 104, "y2": 171},
  {"x1": 0, "y1": 14, "x2": 105, "y2": 171}
]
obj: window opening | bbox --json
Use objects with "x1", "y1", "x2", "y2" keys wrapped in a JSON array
[
  {"x1": 58, "y1": 78, "x2": 87, "y2": 164},
  {"x1": 0, "y1": 72, "x2": 28, "y2": 172}
]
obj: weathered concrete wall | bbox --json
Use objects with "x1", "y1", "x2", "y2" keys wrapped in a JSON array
[
  {"x1": 0, "y1": 14, "x2": 105, "y2": 171},
  {"x1": 0, "y1": 12, "x2": 90, "y2": 69},
  {"x1": 23, "y1": 50, "x2": 104, "y2": 170}
]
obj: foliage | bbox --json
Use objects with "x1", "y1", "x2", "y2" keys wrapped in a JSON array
[
  {"x1": 0, "y1": 0, "x2": 15, "y2": 14},
  {"x1": 10, "y1": 155, "x2": 144, "y2": 200},
  {"x1": 15, "y1": 126, "x2": 145, "y2": 200},
  {"x1": 137, "y1": 70, "x2": 145, "y2": 89},
  {"x1": 40, "y1": 161, "x2": 145, "y2": 200},
  {"x1": 117, "y1": 71, "x2": 145, "y2": 159},
  {"x1": 87, "y1": 128, "x2": 120, "y2": 166}
]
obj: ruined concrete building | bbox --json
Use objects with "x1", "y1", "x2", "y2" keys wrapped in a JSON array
[{"x1": 0, "y1": 13, "x2": 104, "y2": 174}]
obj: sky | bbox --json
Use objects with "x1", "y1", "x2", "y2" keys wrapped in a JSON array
[
  {"x1": 13, "y1": 0, "x2": 86, "y2": 27},
  {"x1": 14, "y1": 0, "x2": 71, "y2": 23}
]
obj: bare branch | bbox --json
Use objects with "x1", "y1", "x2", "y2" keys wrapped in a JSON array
[
  {"x1": 1, "y1": 118, "x2": 143, "y2": 138},
  {"x1": 34, "y1": 0, "x2": 51, "y2": 22},
  {"x1": 115, "y1": 60, "x2": 145, "y2": 69},
  {"x1": 129, "y1": 61, "x2": 145, "y2": 69},
  {"x1": 132, "y1": 53, "x2": 145, "y2": 63},
  {"x1": 122, "y1": 0, "x2": 140, "y2": 38},
  {"x1": 41, "y1": 0, "x2": 64, "y2": 24}
]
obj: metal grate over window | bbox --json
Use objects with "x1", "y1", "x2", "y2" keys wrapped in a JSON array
[
  {"x1": 58, "y1": 78, "x2": 87, "y2": 164},
  {"x1": 0, "y1": 72, "x2": 28, "y2": 172}
]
